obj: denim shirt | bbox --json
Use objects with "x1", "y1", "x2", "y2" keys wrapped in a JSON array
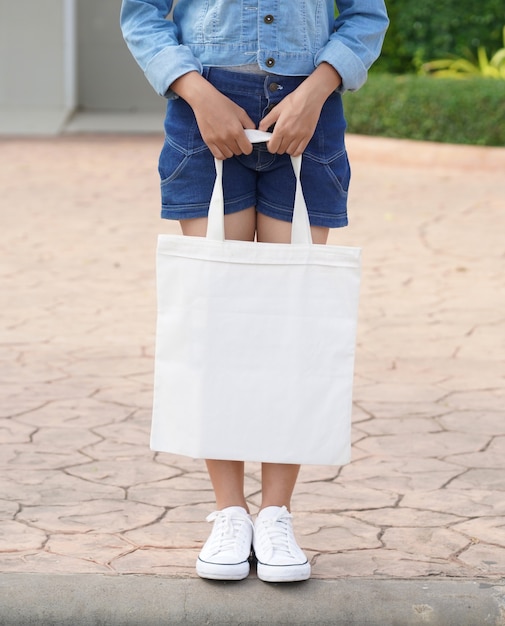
[{"x1": 120, "y1": 0, "x2": 389, "y2": 98}]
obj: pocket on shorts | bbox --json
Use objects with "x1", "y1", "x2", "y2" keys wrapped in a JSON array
[
  {"x1": 158, "y1": 98, "x2": 208, "y2": 185},
  {"x1": 323, "y1": 149, "x2": 351, "y2": 198},
  {"x1": 304, "y1": 92, "x2": 350, "y2": 198}
]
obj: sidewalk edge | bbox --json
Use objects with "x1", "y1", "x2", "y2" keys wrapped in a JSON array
[{"x1": 1, "y1": 574, "x2": 504, "y2": 625}]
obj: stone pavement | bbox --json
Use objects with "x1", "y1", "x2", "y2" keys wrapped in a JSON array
[{"x1": 0, "y1": 133, "x2": 504, "y2": 622}]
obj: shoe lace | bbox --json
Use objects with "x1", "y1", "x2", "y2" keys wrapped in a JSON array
[
  {"x1": 258, "y1": 506, "x2": 294, "y2": 559},
  {"x1": 205, "y1": 510, "x2": 252, "y2": 556}
]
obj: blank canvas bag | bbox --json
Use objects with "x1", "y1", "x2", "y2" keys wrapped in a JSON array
[{"x1": 151, "y1": 130, "x2": 361, "y2": 465}]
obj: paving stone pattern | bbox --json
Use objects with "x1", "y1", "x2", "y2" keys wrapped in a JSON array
[{"x1": 1, "y1": 135, "x2": 504, "y2": 580}]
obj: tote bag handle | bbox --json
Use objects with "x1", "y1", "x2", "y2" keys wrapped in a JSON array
[{"x1": 206, "y1": 129, "x2": 313, "y2": 245}]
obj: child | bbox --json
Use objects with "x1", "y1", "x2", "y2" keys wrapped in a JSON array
[{"x1": 120, "y1": 0, "x2": 388, "y2": 582}]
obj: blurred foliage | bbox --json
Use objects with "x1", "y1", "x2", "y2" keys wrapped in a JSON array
[
  {"x1": 344, "y1": 73, "x2": 505, "y2": 146},
  {"x1": 374, "y1": 0, "x2": 505, "y2": 73},
  {"x1": 421, "y1": 26, "x2": 505, "y2": 79}
]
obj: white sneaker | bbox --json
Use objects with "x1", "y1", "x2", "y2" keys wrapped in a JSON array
[
  {"x1": 196, "y1": 506, "x2": 254, "y2": 580},
  {"x1": 253, "y1": 506, "x2": 311, "y2": 582}
]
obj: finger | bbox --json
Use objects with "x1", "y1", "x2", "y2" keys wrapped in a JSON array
[
  {"x1": 239, "y1": 109, "x2": 256, "y2": 131},
  {"x1": 266, "y1": 135, "x2": 281, "y2": 154},
  {"x1": 208, "y1": 143, "x2": 233, "y2": 160},
  {"x1": 219, "y1": 131, "x2": 251, "y2": 156},
  {"x1": 288, "y1": 139, "x2": 308, "y2": 157},
  {"x1": 267, "y1": 128, "x2": 292, "y2": 154},
  {"x1": 235, "y1": 131, "x2": 253, "y2": 155},
  {"x1": 238, "y1": 112, "x2": 256, "y2": 154},
  {"x1": 258, "y1": 107, "x2": 280, "y2": 133},
  {"x1": 264, "y1": 123, "x2": 285, "y2": 153}
]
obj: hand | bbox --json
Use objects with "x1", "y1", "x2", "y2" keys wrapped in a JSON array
[
  {"x1": 259, "y1": 63, "x2": 342, "y2": 156},
  {"x1": 258, "y1": 89, "x2": 321, "y2": 156},
  {"x1": 171, "y1": 72, "x2": 255, "y2": 159}
]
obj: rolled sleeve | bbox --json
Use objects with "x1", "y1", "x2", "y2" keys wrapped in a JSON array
[
  {"x1": 146, "y1": 46, "x2": 202, "y2": 98},
  {"x1": 120, "y1": 0, "x2": 202, "y2": 98},
  {"x1": 316, "y1": 0, "x2": 389, "y2": 93},
  {"x1": 315, "y1": 39, "x2": 368, "y2": 92}
]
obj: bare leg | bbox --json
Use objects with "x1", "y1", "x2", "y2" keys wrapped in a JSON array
[
  {"x1": 260, "y1": 463, "x2": 300, "y2": 511},
  {"x1": 180, "y1": 206, "x2": 257, "y2": 240},
  {"x1": 205, "y1": 460, "x2": 249, "y2": 511},
  {"x1": 256, "y1": 213, "x2": 329, "y2": 244}
]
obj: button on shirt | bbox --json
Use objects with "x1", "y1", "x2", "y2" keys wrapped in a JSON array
[{"x1": 120, "y1": 0, "x2": 389, "y2": 98}]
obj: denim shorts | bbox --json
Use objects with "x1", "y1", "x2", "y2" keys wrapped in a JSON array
[{"x1": 158, "y1": 67, "x2": 350, "y2": 228}]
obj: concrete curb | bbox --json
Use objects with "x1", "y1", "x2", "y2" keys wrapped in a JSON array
[{"x1": 1, "y1": 575, "x2": 504, "y2": 625}]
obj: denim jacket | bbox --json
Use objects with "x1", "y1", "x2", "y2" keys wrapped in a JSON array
[{"x1": 120, "y1": 0, "x2": 388, "y2": 97}]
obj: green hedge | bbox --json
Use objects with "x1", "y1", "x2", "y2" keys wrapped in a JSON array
[
  {"x1": 343, "y1": 74, "x2": 505, "y2": 146},
  {"x1": 376, "y1": 0, "x2": 505, "y2": 74}
]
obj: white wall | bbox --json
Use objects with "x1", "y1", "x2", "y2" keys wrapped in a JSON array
[
  {"x1": 0, "y1": 0, "x2": 163, "y2": 134},
  {"x1": 0, "y1": 0, "x2": 75, "y2": 133},
  {"x1": 77, "y1": 0, "x2": 163, "y2": 112}
]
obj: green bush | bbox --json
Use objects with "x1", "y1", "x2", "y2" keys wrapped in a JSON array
[
  {"x1": 343, "y1": 74, "x2": 505, "y2": 146},
  {"x1": 376, "y1": 0, "x2": 505, "y2": 73},
  {"x1": 421, "y1": 26, "x2": 505, "y2": 79}
]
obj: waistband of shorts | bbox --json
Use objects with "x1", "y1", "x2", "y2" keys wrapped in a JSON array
[{"x1": 202, "y1": 66, "x2": 308, "y2": 94}]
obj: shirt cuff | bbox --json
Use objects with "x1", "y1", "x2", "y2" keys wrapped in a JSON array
[
  {"x1": 315, "y1": 39, "x2": 368, "y2": 93},
  {"x1": 145, "y1": 45, "x2": 203, "y2": 99}
]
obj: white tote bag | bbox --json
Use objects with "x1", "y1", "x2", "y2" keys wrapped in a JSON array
[{"x1": 151, "y1": 130, "x2": 361, "y2": 465}]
